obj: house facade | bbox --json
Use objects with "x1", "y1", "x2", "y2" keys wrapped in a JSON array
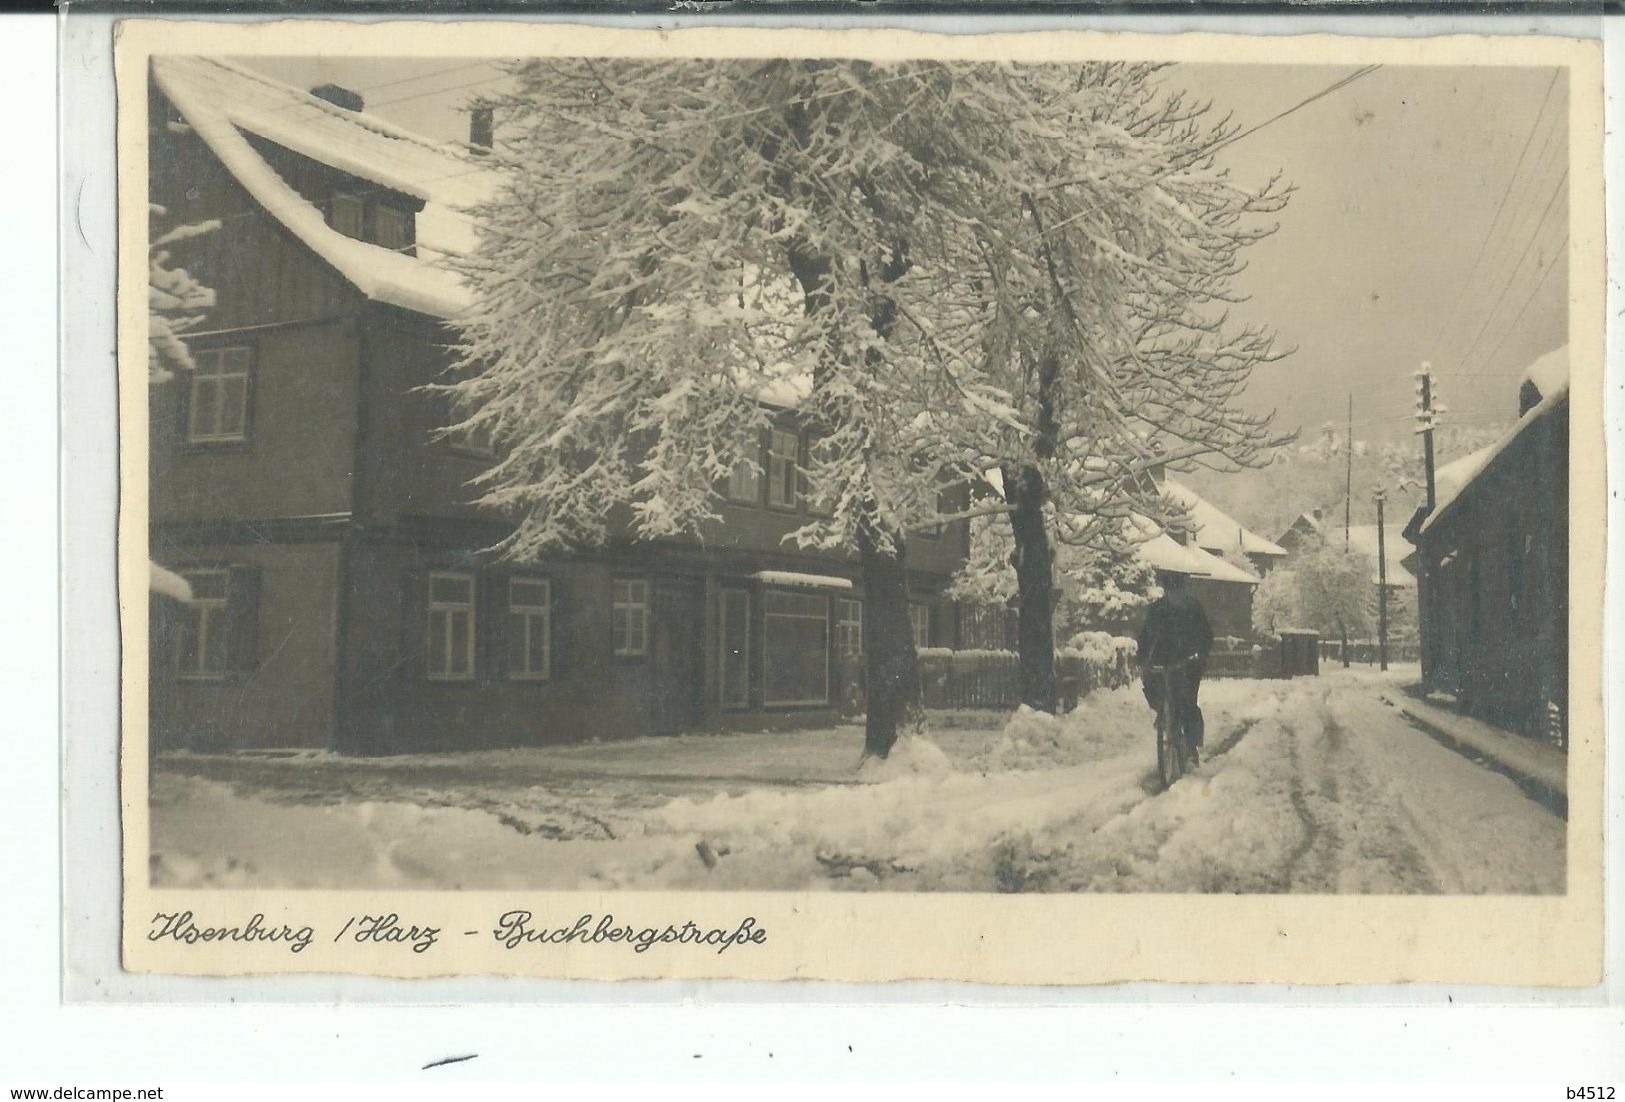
[
  {"x1": 146, "y1": 58, "x2": 969, "y2": 754},
  {"x1": 1403, "y1": 347, "x2": 1569, "y2": 747}
]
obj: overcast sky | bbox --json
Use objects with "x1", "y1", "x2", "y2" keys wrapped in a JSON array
[{"x1": 244, "y1": 56, "x2": 1568, "y2": 444}]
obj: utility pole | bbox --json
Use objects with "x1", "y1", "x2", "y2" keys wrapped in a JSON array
[
  {"x1": 1374, "y1": 488, "x2": 1389, "y2": 671},
  {"x1": 1414, "y1": 363, "x2": 1439, "y2": 512},
  {"x1": 1412, "y1": 361, "x2": 1442, "y2": 675}
]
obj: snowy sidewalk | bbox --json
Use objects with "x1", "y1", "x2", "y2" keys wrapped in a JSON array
[{"x1": 1374, "y1": 688, "x2": 1566, "y2": 806}]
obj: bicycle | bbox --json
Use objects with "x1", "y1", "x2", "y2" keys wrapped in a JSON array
[{"x1": 1146, "y1": 654, "x2": 1201, "y2": 790}]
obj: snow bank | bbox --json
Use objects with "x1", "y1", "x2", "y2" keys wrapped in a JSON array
[
  {"x1": 978, "y1": 688, "x2": 1150, "y2": 772},
  {"x1": 860, "y1": 735, "x2": 955, "y2": 779}
]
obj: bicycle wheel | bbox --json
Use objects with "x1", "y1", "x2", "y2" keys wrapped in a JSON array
[{"x1": 1156, "y1": 710, "x2": 1182, "y2": 789}]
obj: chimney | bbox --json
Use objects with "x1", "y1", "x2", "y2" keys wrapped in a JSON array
[
  {"x1": 469, "y1": 106, "x2": 494, "y2": 151},
  {"x1": 310, "y1": 83, "x2": 365, "y2": 113}
]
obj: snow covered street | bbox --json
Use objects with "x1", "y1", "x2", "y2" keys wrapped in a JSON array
[{"x1": 150, "y1": 668, "x2": 1564, "y2": 894}]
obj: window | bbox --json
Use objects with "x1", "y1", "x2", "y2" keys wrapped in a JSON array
[
  {"x1": 805, "y1": 434, "x2": 835, "y2": 518},
  {"x1": 427, "y1": 573, "x2": 475, "y2": 681},
  {"x1": 174, "y1": 569, "x2": 230, "y2": 679},
  {"x1": 763, "y1": 590, "x2": 829, "y2": 706},
  {"x1": 330, "y1": 193, "x2": 364, "y2": 239},
  {"x1": 186, "y1": 346, "x2": 251, "y2": 443},
  {"x1": 726, "y1": 447, "x2": 762, "y2": 505},
  {"x1": 373, "y1": 205, "x2": 412, "y2": 252},
  {"x1": 508, "y1": 577, "x2": 551, "y2": 680},
  {"x1": 718, "y1": 588, "x2": 750, "y2": 708},
  {"x1": 767, "y1": 428, "x2": 800, "y2": 509},
  {"x1": 836, "y1": 598, "x2": 863, "y2": 659},
  {"x1": 612, "y1": 578, "x2": 649, "y2": 657},
  {"x1": 910, "y1": 603, "x2": 931, "y2": 650}
]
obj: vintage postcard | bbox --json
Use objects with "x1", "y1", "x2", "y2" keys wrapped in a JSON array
[{"x1": 117, "y1": 19, "x2": 1604, "y2": 984}]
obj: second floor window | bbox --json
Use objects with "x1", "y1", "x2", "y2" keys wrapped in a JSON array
[
  {"x1": 727, "y1": 451, "x2": 762, "y2": 504},
  {"x1": 427, "y1": 572, "x2": 475, "y2": 681},
  {"x1": 330, "y1": 193, "x2": 364, "y2": 239},
  {"x1": 805, "y1": 434, "x2": 836, "y2": 518},
  {"x1": 186, "y1": 346, "x2": 251, "y2": 444},
  {"x1": 373, "y1": 205, "x2": 411, "y2": 252},
  {"x1": 612, "y1": 577, "x2": 649, "y2": 657},
  {"x1": 767, "y1": 428, "x2": 799, "y2": 509}
]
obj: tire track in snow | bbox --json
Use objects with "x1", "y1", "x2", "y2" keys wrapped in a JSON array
[{"x1": 1278, "y1": 692, "x2": 1440, "y2": 894}]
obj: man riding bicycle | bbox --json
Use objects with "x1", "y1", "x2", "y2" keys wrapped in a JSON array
[{"x1": 1136, "y1": 571, "x2": 1214, "y2": 762}]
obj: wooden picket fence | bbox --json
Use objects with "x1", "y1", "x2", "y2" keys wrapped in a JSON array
[{"x1": 916, "y1": 650, "x2": 1134, "y2": 711}]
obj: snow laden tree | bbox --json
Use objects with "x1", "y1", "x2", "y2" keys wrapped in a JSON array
[
  {"x1": 1250, "y1": 541, "x2": 1374, "y2": 657},
  {"x1": 148, "y1": 203, "x2": 219, "y2": 383},
  {"x1": 952, "y1": 511, "x2": 1157, "y2": 643},
  {"x1": 446, "y1": 58, "x2": 1078, "y2": 759},
  {"x1": 944, "y1": 65, "x2": 1293, "y2": 712},
  {"x1": 148, "y1": 203, "x2": 219, "y2": 599}
]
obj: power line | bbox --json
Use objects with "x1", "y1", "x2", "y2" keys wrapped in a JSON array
[
  {"x1": 1430, "y1": 69, "x2": 1559, "y2": 365},
  {"x1": 1208, "y1": 65, "x2": 1381, "y2": 155},
  {"x1": 1472, "y1": 233, "x2": 1568, "y2": 377},
  {"x1": 1448, "y1": 166, "x2": 1568, "y2": 376}
]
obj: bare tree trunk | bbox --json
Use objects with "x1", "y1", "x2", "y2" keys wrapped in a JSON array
[
  {"x1": 1008, "y1": 464, "x2": 1058, "y2": 713},
  {"x1": 858, "y1": 517, "x2": 924, "y2": 759}
]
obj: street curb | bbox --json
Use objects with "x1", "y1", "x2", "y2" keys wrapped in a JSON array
[{"x1": 1378, "y1": 692, "x2": 1567, "y2": 818}]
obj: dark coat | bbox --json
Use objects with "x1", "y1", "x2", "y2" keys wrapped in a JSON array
[{"x1": 1137, "y1": 590, "x2": 1214, "y2": 667}]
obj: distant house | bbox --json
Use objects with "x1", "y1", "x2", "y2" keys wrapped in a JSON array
[
  {"x1": 146, "y1": 58, "x2": 971, "y2": 753},
  {"x1": 1403, "y1": 346, "x2": 1569, "y2": 747},
  {"x1": 1276, "y1": 513, "x2": 1417, "y2": 640},
  {"x1": 1124, "y1": 515, "x2": 1261, "y2": 640},
  {"x1": 1160, "y1": 478, "x2": 1290, "y2": 576}
]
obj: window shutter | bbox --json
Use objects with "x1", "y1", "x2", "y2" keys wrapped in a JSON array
[
  {"x1": 225, "y1": 565, "x2": 261, "y2": 675},
  {"x1": 402, "y1": 570, "x2": 429, "y2": 682}
]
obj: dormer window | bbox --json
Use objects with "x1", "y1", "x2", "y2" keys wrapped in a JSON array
[
  {"x1": 374, "y1": 205, "x2": 411, "y2": 252},
  {"x1": 327, "y1": 192, "x2": 414, "y2": 254},
  {"x1": 331, "y1": 193, "x2": 364, "y2": 239}
]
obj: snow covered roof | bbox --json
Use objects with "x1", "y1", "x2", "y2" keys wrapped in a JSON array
[
  {"x1": 1160, "y1": 478, "x2": 1288, "y2": 558},
  {"x1": 1341, "y1": 525, "x2": 1416, "y2": 589},
  {"x1": 150, "y1": 561, "x2": 193, "y2": 601},
  {"x1": 1521, "y1": 345, "x2": 1569, "y2": 403},
  {"x1": 750, "y1": 570, "x2": 853, "y2": 590},
  {"x1": 1124, "y1": 515, "x2": 1258, "y2": 584},
  {"x1": 1420, "y1": 349, "x2": 1570, "y2": 536},
  {"x1": 1184, "y1": 543, "x2": 1262, "y2": 585},
  {"x1": 151, "y1": 56, "x2": 498, "y2": 319}
]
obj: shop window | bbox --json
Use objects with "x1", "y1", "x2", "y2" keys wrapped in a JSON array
[{"x1": 763, "y1": 590, "x2": 829, "y2": 706}]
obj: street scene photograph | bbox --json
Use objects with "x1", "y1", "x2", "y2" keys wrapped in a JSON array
[{"x1": 141, "y1": 46, "x2": 1572, "y2": 896}]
